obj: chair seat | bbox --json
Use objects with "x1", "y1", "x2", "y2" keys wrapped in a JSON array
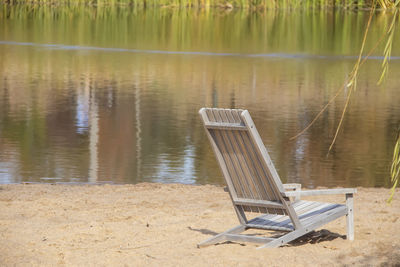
[{"x1": 247, "y1": 200, "x2": 347, "y2": 231}]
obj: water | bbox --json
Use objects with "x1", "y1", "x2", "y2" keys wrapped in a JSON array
[{"x1": 0, "y1": 6, "x2": 399, "y2": 187}]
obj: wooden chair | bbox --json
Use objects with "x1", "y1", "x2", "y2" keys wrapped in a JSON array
[{"x1": 198, "y1": 108, "x2": 356, "y2": 249}]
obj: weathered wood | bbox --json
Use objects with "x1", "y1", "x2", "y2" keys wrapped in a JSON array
[
  {"x1": 197, "y1": 225, "x2": 246, "y2": 248},
  {"x1": 247, "y1": 201, "x2": 344, "y2": 230},
  {"x1": 240, "y1": 110, "x2": 303, "y2": 229},
  {"x1": 237, "y1": 113, "x2": 285, "y2": 213},
  {"x1": 219, "y1": 109, "x2": 259, "y2": 213},
  {"x1": 258, "y1": 205, "x2": 347, "y2": 249},
  {"x1": 245, "y1": 223, "x2": 293, "y2": 232},
  {"x1": 233, "y1": 198, "x2": 285, "y2": 209},
  {"x1": 346, "y1": 193, "x2": 354, "y2": 241},
  {"x1": 301, "y1": 205, "x2": 347, "y2": 228},
  {"x1": 225, "y1": 109, "x2": 264, "y2": 213},
  {"x1": 212, "y1": 109, "x2": 256, "y2": 212},
  {"x1": 240, "y1": 110, "x2": 285, "y2": 194},
  {"x1": 283, "y1": 188, "x2": 357, "y2": 197},
  {"x1": 230, "y1": 110, "x2": 280, "y2": 214},
  {"x1": 199, "y1": 108, "x2": 248, "y2": 224},
  {"x1": 283, "y1": 183, "x2": 302, "y2": 190},
  {"x1": 299, "y1": 204, "x2": 345, "y2": 226},
  {"x1": 224, "y1": 234, "x2": 275, "y2": 244},
  {"x1": 283, "y1": 183, "x2": 301, "y2": 202},
  {"x1": 198, "y1": 108, "x2": 357, "y2": 249},
  {"x1": 204, "y1": 122, "x2": 247, "y2": 131},
  {"x1": 240, "y1": 131, "x2": 282, "y2": 213},
  {"x1": 209, "y1": 109, "x2": 247, "y2": 199},
  {"x1": 283, "y1": 183, "x2": 302, "y2": 202}
]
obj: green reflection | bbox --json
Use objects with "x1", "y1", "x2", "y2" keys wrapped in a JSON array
[{"x1": 1, "y1": 6, "x2": 399, "y2": 55}]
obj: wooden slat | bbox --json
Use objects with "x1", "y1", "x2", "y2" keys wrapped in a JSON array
[
  {"x1": 295, "y1": 201, "x2": 324, "y2": 216},
  {"x1": 283, "y1": 188, "x2": 357, "y2": 197},
  {"x1": 236, "y1": 110, "x2": 286, "y2": 214},
  {"x1": 254, "y1": 213, "x2": 285, "y2": 225},
  {"x1": 248, "y1": 213, "x2": 292, "y2": 230},
  {"x1": 222, "y1": 109, "x2": 261, "y2": 213},
  {"x1": 233, "y1": 198, "x2": 285, "y2": 209},
  {"x1": 211, "y1": 109, "x2": 252, "y2": 203},
  {"x1": 207, "y1": 109, "x2": 245, "y2": 198},
  {"x1": 215, "y1": 109, "x2": 258, "y2": 209},
  {"x1": 301, "y1": 205, "x2": 347, "y2": 229},
  {"x1": 292, "y1": 200, "x2": 316, "y2": 211},
  {"x1": 199, "y1": 108, "x2": 247, "y2": 224},
  {"x1": 245, "y1": 223, "x2": 293, "y2": 232},
  {"x1": 197, "y1": 225, "x2": 246, "y2": 248},
  {"x1": 260, "y1": 201, "x2": 319, "y2": 229},
  {"x1": 241, "y1": 130, "x2": 282, "y2": 213},
  {"x1": 298, "y1": 202, "x2": 336, "y2": 217},
  {"x1": 247, "y1": 201, "x2": 337, "y2": 230},
  {"x1": 218, "y1": 109, "x2": 259, "y2": 213},
  {"x1": 247, "y1": 213, "x2": 276, "y2": 224},
  {"x1": 256, "y1": 207, "x2": 347, "y2": 249},
  {"x1": 240, "y1": 110, "x2": 285, "y2": 194},
  {"x1": 204, "y1": 122, "x2": 247, "y2": 131},
  {"x1": 241, "y1": 131, "x2": 280, "y2": 203},
  {"x1": 292, "y1": 202, "x2": 333, "y2": 228},
  {"x1": 346, "y1": 193, "x2": 354, "y2": 241},
  {"x1": 241, "y1": 110, "x2": 301, "y2": 226},
  {"x1": 230, "y1": 110, "x2": 278, "y2": 214},
  {"x1": 224, "y1": 234, "x2": 275, "y2": 244},
  {"x1": 291, "y1": 203, "x2": 334, "y2": 228}
]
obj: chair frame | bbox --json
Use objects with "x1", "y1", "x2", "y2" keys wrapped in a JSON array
[{"x1": 198, "y1": 108, "x2": 356, "y2": 249}]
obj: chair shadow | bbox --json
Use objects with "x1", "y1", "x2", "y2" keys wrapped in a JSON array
[
  {"x1": 189, "y1": 226, "x2": 345, "y2": 247},
  {"x1": 187, "y1": 226, "x2": 218, "y2": 236},
  {"x1": 287, "y1": 229, "x2": 346, "y2": 247}
]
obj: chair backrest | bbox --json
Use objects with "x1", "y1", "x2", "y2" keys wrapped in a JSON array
[{"x1": 199, "y1": 108, "x2": 289, "y2": 215}]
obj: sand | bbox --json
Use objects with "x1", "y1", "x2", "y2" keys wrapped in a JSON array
[{"x1": 0, "y1": 183, "x2": 399, "y2": 266}]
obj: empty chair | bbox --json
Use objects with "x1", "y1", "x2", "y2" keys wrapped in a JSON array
[{"x1": 198, "y1": 108, "x2": 356, "y2": 249}]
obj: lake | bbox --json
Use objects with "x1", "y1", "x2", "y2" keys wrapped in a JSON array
[{"x1": 0, "y1": 5, "x2": 399, "y2": 187}]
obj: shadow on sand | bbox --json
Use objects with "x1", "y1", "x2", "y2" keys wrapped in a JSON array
[{"x1": 189, "y1": 226, "x2": 345, "y2": 247}]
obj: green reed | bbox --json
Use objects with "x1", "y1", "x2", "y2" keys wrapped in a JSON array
[
  {"x1": 388, "y1": 131, "x2": 400, "y2": 202},
  {"x1": 0, "y1": 0, "x2": 385, "y2": 9}
]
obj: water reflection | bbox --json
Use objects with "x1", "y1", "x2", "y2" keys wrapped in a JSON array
[
  {"x1": 3, "y1": 40, "x2": 400, "y2": 60},
  {"x1": 0, "y1": 6, "x2": 399, "y2": 187},
  {"x1": 88, "y1": 82, "x2": 99, "y2": 183}
]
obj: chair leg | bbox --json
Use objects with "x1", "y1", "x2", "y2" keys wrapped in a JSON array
[
  {"x1": 257, "y1": 229, "x2": 306, "y2": 249},
  {"x1": 197, "y1": 225, "x2": 246, "y2": 248},
  {"x1": 346, "y1": 193, "x2": 354, "y2": 241}
]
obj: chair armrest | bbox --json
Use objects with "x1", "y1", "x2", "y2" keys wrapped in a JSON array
[
  {"x1": 283, "y1": 183, "x2": 302, "y2": 201},
  {"x1": 283, "y1": 183, "x2": 302, "y2": 191},
  {"x1": 282, "y1": 188, "x2": 357, "y2": 197}
]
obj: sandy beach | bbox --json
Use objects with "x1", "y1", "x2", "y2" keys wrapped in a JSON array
[{"x1": 0, "y1": 183, "x2": 399, "y2": 266}]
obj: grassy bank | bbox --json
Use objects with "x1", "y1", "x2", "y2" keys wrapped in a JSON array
[{"x1": 0, "y1": 0, "x2": 379, "y2": 9}]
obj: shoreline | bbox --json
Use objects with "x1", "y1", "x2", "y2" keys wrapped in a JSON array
[{"x1": 0, "y1": 183, "x2": 399, "y2": 266}]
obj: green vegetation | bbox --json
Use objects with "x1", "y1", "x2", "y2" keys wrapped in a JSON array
[
  {"x1": 1, "y1": 5, "x2": 397, "y2": 56},
  {"x1": 389, "y1": 131, "x2": 400, "y2": 202},
  {"x1": 0, "y1": 0, "x2": 391, "y2": 9}
]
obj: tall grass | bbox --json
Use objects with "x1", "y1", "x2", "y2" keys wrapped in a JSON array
[
  {"x1": 388, "y1": 131, "x2": 400, "y2": 202},
  {"x1": 0, "y1": 0, "x2": 388, "y2": 9}
]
